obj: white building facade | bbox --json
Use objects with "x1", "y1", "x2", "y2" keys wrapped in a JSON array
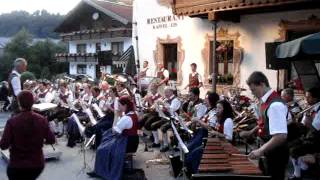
[{"x1": 133, "y1": 0, "x2": 320, "y2": 96}]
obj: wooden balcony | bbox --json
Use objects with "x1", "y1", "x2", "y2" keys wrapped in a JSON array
[
  {"x1": 172, "y1": 0, "x2": 320, "y2": 21},
  {"x1": 60, "y1": 28, "x2": 132, "y2": 42},
  {"x1": 55, "y1": 53, "x2": 98, "y2": 63}
]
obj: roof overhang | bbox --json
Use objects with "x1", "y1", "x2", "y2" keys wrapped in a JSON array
[{"x1": 172, "y1": 0, "x2": 320, "y2": 21}]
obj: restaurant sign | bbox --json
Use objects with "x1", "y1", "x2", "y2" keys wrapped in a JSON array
[{"x1": 147, "y1": 15, "x2": 184, "y2": 29}]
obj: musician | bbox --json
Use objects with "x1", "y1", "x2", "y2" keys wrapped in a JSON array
[
  {"x1": 81, "y1": 83, "x2": 92, "y2": 106},
  {"x1": 209, "y1": 100, "x2": 234, "y2": 141},
  {"x1": 36, "y1": 80, "x2": 54, "y2": 103},
  {"x1": 185, "y1": 87, "x2": 207, "y2": 122},
  {"x1": 87, "y1": 96, "x2": 139, "y2": 179},
  {"x1": 289, "y1": 87, "x2": 320, "y2": 180},
  {"x1": 185, "y1": 91, "x2": 220, "y2": 173},
  {"x1": 301, "y1": 87, "x2": 320, "y2": 129},
  {"x1": 116, "y1": 82, "x2": 130, "y2": 97},
  {"x1": 0, "y1": 81, "x2": 10, "y2": 111},
  {"x1": 281, "y1": 88, "x2": 302, "y2": 123},
  {"x1": 155, "y1": 62, "x2": 169, "y2": 87},
  {"x1": 50, "y1": 80, "x2": 74, "y2": 137},
  {"x1": 140, "y1": 83, "x2": 162, "y2": 147},
  {"x1": 151, "y1": 86, "x2": 181, "y2": 152},
  {"x1": 98, "y1": 81, "x2": 109, "y2": 101},
  {"x1": 139, "y1": 60, "x2": 152, "y2": 78},
  {"x1": 0, "y1": 90, "x2": 55, "y2": 180},
  {"x1": 246, "y1": 71, "x2": 289, "y2": 180},
  {"x1": 184, "y1": 63, "x2": 203, "y2": 90},
  {"x1": 8, "y1": 58, "x2": 28, "y2": 114},
  {"x1": 102, "y1": 87, "x2": 120, "y2": 127}
]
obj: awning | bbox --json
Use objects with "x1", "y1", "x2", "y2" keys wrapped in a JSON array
[{"x1": 276, "y1": 32, "x2": 320, "y2": 60}]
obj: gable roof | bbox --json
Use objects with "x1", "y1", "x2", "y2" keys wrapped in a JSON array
[
  {"x1": 85, "y1": 0, "x2": 132, "y2": 24},
  {"x1": 55, "y1": 0, "x2": 132, "y2": 33}
]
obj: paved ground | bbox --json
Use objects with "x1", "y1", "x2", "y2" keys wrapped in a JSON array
[{"x1": 0, "y1": 112, "x2": 176, "y2": 180}]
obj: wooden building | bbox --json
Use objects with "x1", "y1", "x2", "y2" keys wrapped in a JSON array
[{"x1": 55, "y1": 0, "x2": 132, "y2": 79}]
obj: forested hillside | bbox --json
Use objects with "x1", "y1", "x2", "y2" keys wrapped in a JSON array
[{"x1": 0, "y1": 10, "x2": 64, "y2": 38}]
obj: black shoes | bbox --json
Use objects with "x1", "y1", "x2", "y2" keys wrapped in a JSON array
[
  {"x1": 151, "y1": 143, "x2": 160, "y2": 148},
  {"x1": 288, "y1": 175, "x2": 302, "y2": 180},
  {"x1": 87, "y1": 171, "x2": 100, "y2": 178},
  {"x1": 160, "y1": 145, "x2": 169, "y2": 152}
]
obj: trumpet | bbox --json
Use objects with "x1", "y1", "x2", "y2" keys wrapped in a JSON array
[{"x1": 294, "y1": 101, "x2": 320, "y2": 121}]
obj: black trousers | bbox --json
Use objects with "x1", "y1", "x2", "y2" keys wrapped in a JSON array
[
  {"x1": 7, "y1": 167, "x2": 43, "y2": 180},
  {"x1": 263, "y1": 144, "x2": 289, "y2": 180}
]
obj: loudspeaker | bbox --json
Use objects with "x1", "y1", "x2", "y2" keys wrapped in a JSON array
[
  {"x1": 169, "y1": 155, "x2": 182, "y2": 177},
  {"x1": 265, "y1": 42, "x2": 290, "y2": 70}
]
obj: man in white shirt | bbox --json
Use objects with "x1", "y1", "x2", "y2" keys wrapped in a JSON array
[
  {"x1": 246, "y1": 71, "x2": 288, "y2": 180},
  {"x1": 155, "y1": 63, "x2": 169, "y2": 87},
  {"x1": 9, "y1": 58, "x2": 27, "y2": 114},
  {"x1": 154, "y1": 86, "x2": 181, "y2": 152},
  {"x1": 139, "y1": 61, "x2": 152, "y2": 78}
]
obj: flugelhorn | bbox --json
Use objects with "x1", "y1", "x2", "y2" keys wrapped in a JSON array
[{"x1": 294, "y1": 101, "x2": 320, "y2": 121}]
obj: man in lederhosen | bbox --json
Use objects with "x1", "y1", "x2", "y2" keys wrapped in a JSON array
[
  {"x1": 247, "y1": 71, "x2": 289, "y2": 180},
  {"x1": 8, "y1": 58, "x2": 28, "y2": 115},
  {"x1": 184, "y1": 63, "x2": 203, "y2": 91}
]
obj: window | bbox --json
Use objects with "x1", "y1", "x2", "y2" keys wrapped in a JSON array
[
  {"x1": 77, "y1": 44, "x2": 86, "y2": 54},
  {"x1": 111, "y1": 42, "x2": 124, "y2": 55},
  {"x1": 77, "y1": 64, "x2": 87, "y2": 74},
  {"x1": 210, "y1": 40, "x2": 234, "y2": 84},
  {"x1": 96, "y1": 43, "x2": 101, "y2": 52}
]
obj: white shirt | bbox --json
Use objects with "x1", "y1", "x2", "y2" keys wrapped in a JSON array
[
  {"x1": 11, "y1": 70, "x2": 21, "y2": 96},
  {"x1": 113, "y1": 111, "x2": 134, "y2": 134},
  {"x1": 207, "y1": 109, "x2": 218, "y2": 127},
  {"x1": 193, "y1": 103, "x2": 207, "y2": 120},
  {"x1": 261, "y1": 89, "x2": 288, "y2": 135},
  {"x1": 224, "y1": 118, "x2": 233, "y2": 141},
  {"x1": 167, "y1": 96, "x2": 181, "y2": 116},
  {"x1": 39, "y1": 91, "x2": 54, "y2": 103},
  {"x1": 156, "y1": 68, "x2": 169, "y2": 79}
]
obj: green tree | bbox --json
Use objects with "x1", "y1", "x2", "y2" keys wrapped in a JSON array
[{"x1": 0, "y1": 29, "x2": 68, "y2": 81}]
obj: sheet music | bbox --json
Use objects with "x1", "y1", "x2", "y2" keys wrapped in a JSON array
[
  {"x1": 71, "y1": 113, "x2": 85, "y2": 134},
  {"x1": 32, "y1": 103, "x2": 57, "y2": 112},
  {"x1": 171, "y1": 121, "x2": 189, "y2": 154},
  {"x1": 85, "y1": 108, "x2": 97, "y2": 125},
  {"x1": 92, "y1": 103, "x2": 105, "y2": 118}
]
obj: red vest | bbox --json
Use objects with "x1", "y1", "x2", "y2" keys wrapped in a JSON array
[
  {"x1": 123, "y1": 112, "x2": 139, "y2": 136},
  {"x1": 189, "y1": 73, "x2": 200, "y2": 88},
  {"x1": 157, "y1": 70, "x2": 168, "y2": 84},
  {"x1": 215, "y1": 121, "x2": 224, "y2": 134},
  {"x1": 258, "y1": 91, "x2": 283, "y2": 140}
]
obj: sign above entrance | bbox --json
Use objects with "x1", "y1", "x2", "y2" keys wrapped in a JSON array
[{"x1": 147, "y1": 15, "x2": 184, "y2": 30}]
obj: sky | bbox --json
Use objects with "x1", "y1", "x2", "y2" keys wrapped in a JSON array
[{"x1": 0, "y1": 0, "x2": 82, "y2": 15}]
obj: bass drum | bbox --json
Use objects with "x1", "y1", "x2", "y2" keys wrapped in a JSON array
[{"x1": 146, "y1": 77, "x2": 165, "y2": 97}]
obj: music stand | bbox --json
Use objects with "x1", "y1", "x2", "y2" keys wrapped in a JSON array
[{"x1": 171, "y1": 121, "x2": 189, "y2": 180}]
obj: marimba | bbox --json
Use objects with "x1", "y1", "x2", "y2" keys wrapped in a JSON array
[{"x1": 192, "y1": 138, "x2": 270, "y2": 180}]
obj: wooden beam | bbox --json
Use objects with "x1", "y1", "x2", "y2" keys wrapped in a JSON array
[{"x1": 208, "y1": 12, "x2": 217, "y2": 21}]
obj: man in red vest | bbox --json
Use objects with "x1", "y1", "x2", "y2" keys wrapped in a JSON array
[
  {"x1": 246, "y1": 71, "x2": 288, "y2": 180},
  {"x1": 184, "y1": 63, "x2": 203, "y2": 90}
]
